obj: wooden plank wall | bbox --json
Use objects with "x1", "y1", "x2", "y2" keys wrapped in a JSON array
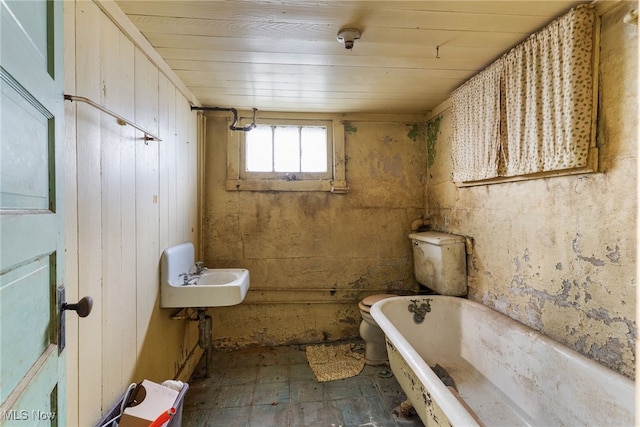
[{"x1": 63, "y1": 2, "x2": 201, "y2": 425}]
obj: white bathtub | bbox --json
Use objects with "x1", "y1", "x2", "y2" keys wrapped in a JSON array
[{"x1": 370, "y1": 295, "x2": 635, "y2": 427}]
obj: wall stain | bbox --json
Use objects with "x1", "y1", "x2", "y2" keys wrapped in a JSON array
[
  {"x1": 406, "y1": 123, "x2": 424, "y2": 142},
  {"x1": 506, "y1": 249, "x2": 636, "y2": 376},
  {"x1": 572, "y1": 233, "x2": 606, "y2": 266},
  {"x1": 426, "y1": 115, "x2": 442, "y2": 168},
  {"x1": 344, "y1": 121, "x2": 358, "y2": 135},
  {"x1": 348, "y1": 277, "x2": 367, "y2": 289},
  {"x1": 574, "y1": 336, "x2": 627, "y2": 371},
  {"x1": 343, "y1": 291, "x2": 358, "y2": 300},
  {"x1": 586, "y1": 306, "x2": 615, "y2": 324},
  {"x1": 589, "y1": 338, "x2": 625, "y2": 367},
  {"x1": 513, "y1": 257, "x2": 522, "y2": 273},
  {"x1": 382, "y1": 154, "x2": 403, "y2": 177},
  {"x1": 339, "y1": 316, "x2": 358, "y2": 325},
  {"x1": 580, "y1": 278, "x2": 593, "y2": 303},
  {"x1": 606, "y1": 244, "x2": 620, "y2": 263},
  {"x1": 585, "y1": 307, "x2": 637, "y2": 349},
  {"x1": 577, "y1": 253, "x2": 606, "y2": 267}
]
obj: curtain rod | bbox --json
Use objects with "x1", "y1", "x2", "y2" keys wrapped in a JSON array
[{"x1": 64, "y1": 94, "x2": 162, "y2": 142}]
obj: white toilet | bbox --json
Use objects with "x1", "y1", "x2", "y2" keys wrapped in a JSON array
[
  {"x1": 358, "y1": 294, "x2": 397, "y2": 365},
  {"x1": 358, "y1": 231, "x2": 467, "y2": 365}
]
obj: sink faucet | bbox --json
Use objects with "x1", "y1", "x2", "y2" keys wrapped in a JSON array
[
  {"x1": 179, "y1": 273, "x2": 199, "y2": 285},
  {"x1": 178, "y1": 262, "x2": 207, "y2": 285},
  {"x1": 194, "y1": 261, "x2": 207, "y2": 275}
]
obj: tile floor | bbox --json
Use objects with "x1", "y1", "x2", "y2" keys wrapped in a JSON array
[{"x1": 181, "y1": 344, "x2": 425, "y2": 427}]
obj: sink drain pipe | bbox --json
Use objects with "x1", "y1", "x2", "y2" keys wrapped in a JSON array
[{"x1": 197, "y1": 309, "x2": 213, "y2": 377}]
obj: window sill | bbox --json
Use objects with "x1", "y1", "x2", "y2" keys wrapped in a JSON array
[
  {"x1": 455, "y1": 148, "x2": 599, "y2": 187},
  {"x1": 226, "y1": 179, "x2": 348, "y2": 193}
]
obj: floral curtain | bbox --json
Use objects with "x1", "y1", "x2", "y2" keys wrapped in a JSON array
[
  {"x1": 451, "y1": 60, "x2": 503, "y2": 182},
  {"x1": 451, "y1": 5, "x2": 596, "y2": 182}
]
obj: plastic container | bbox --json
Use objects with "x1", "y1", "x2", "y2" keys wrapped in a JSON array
[{"x1": 95, "y1": 382, "x2": 189, "y2": 427}]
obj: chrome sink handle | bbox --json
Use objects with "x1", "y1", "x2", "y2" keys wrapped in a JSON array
[{"x1": 179, "y1": 273, "x2": 199, "y2": 285}]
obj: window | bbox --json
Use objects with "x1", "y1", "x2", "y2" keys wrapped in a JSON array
[
  {"x1": 226, "y1": 114, "x2": 347, "y2": 192},
  {"x1": 244, "y1": 122, "x2": 330, "y2": 179}
]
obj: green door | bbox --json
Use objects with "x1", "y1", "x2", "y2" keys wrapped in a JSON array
[{"x1": 0, "y1": 0, "x2": 66, "y2": 425}]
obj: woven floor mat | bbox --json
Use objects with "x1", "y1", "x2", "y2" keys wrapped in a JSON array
[{"x1": 305, "y1": 343, "x2": 365, "y2": 382}]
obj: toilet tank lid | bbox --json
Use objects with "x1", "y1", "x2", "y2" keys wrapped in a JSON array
[{"x1": 409, "y1": 231, "x2": 465, "y2": 245}]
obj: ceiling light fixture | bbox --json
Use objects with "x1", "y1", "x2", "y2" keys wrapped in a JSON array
[{"x1": 337, "y1": 28, "x2": 361, "y2": 50}]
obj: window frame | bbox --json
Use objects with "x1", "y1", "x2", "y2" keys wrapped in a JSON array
[
  {"x1": 241, "y1": 119, "x2": 333, "y2": 181},
  {"x1": 226, "y1": 112, "x2": 347, "y2": 193}
]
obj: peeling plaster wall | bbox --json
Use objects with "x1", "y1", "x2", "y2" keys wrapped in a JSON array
[
  {"x1": 203, "y1": 118, "x2": 425, "y2": 346},
  {"x1": 425, "y1": 3, "x2": 637, "y2": 378}
]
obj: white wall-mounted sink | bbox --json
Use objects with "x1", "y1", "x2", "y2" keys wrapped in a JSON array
[{"x1": 160, "y1": 243, "x2": 250, "y2": 308}]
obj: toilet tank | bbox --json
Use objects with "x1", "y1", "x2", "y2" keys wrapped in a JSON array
[{"x1": 409, "y1": 231, "x2": 467, "y2": 296}]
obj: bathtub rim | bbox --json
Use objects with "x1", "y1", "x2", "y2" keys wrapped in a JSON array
[{"x1": 371, "y1": 295, "x2": 482, "y2": 426}]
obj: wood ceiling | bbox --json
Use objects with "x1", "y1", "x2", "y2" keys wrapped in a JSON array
[{"x1": 116, "y1": 1, "x2": 585, "y2": 114}]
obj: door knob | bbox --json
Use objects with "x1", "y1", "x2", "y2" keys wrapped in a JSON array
[{"x1": 62, "y1": 296, "x2": 93, "y2": 318}]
